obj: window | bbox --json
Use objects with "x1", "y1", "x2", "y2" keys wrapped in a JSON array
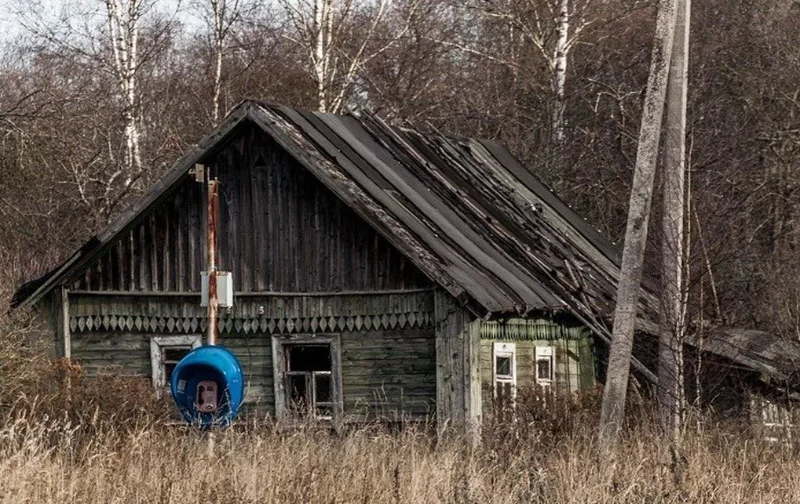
[
  {"x1": 150, "y1": 335, "x2": 202, "y2": 395},
  {"x1": 272, "y1": 335, "x2": 342, "y2": 425},
  {"x1": 285, "y1": 345, "x2": 333, "y2": 419},
  {"x1": 493, "y1": 342, "x2": 516, "y2": 403},
  {"x1": 535, "y1": 346, "x2": 555, "y2": 385}
]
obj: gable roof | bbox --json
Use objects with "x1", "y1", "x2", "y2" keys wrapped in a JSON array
[
  {"x1": 14, "y1": 100, "x2": 800, "y2": 386},
  {"x1": 16, "y1": 100, "x2": 653, "y2": 317}
]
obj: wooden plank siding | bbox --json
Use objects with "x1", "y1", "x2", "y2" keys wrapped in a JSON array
[
  {"x1": 341, "y1": 327, "x2": 436, "y2": 421},
  {"x1": 479, "y1": 335, "x2": 596, "y2": 418},
  {"x1": 66, "y1": 291, "x2": 435, "y2": 327},
  {"x1": 60, "y1": 121, "x2": 439, "y2": 422},
  {"x1": 70, "y1": 122, "x2": 433, "y2": 294},
  {"x1": 69, "y1": 322, "x2": 436, "y2": 421},
  {"x1": 434, "y1": 291, "x2": 481, "y2": 436},
  {"x1": 70, "y1": 331, "x2": 274, "y2": 406},
  {"x1": 67, "y1": 287, "x2": 436, "y2": 420}
]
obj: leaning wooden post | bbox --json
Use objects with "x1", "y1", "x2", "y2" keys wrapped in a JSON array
[
  {"x1": 56, "y1": 286, "x2": 73, "y2": 410},
  {"x1": 599, "y1": 0, "x2": 679, "y2": 458},
  {"x1": 207, "y1": 178, "x2": 219, "y2": 346}
]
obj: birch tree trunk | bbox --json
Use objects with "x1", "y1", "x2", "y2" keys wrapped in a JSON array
[
  {"x1": 313, "y1": 0, "x2": 333, "y2": 112},
  {"x1": 551, "y1": 0, "x2": 569, "y2": 145},
  {"x1": 105, "y1": 0, "x2": 144, "y2": 185},
  {"x1": 456, "y1": 0, "x2": 607, "y2": 147},
  {"x1": 598, "y1": 0, "x2": 679, "y2": 457},
  {"x1": 280, "y1": 0, "x2": 413, "y2": 114},
  {"x1": 211, "y1": 0, "x2": 226, "y2": 124},
  {"x1": 658, "y1": 0, "x2": 690, "y2": 445}
]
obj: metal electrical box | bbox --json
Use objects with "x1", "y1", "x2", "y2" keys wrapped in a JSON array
[{"x1": 201, "y1": 271, "x2": 234, "y2": 307}]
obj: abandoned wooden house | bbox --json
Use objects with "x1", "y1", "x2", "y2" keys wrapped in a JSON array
[{"x1": 12, "y1": 100, "x2": 800, "y2": 430}]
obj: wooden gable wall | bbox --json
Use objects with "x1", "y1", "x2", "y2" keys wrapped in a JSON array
[{"x1": 69, "y1": 122, "x2": 433, "y2": 293}]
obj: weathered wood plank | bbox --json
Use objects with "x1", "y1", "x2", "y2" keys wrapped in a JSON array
[
  {"x1": 66, "y1": 121, "x2": 436, "y2": 297},
  {"x1": 434, "y1": 290, "x2": 480, "y2": 436},
  {"x1": 55, "y1": 287, "x2": 71, "y2": 359}
]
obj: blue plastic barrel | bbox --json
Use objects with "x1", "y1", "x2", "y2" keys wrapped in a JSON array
[{"x1": 170, "y1": 345, "x2": 245, "y2": 427}]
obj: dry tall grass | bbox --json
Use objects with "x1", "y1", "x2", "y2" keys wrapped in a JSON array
[
  {"x1": 3, "y1": 401, "x2": 800, "y2": 503},
  {"x1": 3, "y1": 293, "x2": 800, "y2": 503}
]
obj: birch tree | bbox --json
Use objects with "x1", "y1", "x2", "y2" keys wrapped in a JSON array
[
  {"x1": 452, "y1": 0, "x2": 630, "y2": 145},
  {"x1": 278, "y1": 0, "x2": 420, "y2": 113},
  {"x1": 658, "y1": 0, "x2": 690, "y2": 446},
  {"x1": 210, "y1": 0, "x2": 229, "y2": 124},
  {"x1": 105, "y1": 0, "x2": 146, "y2": 185},
  {"x1": 598, "y1": 0, "x2": 678, "y2": 457},
  {"x1": 193, "y1": 0, "x2": 258, "y2": 124},
  {"x1": 15, "y1": 0, "x2": 177, "y2": 220}
]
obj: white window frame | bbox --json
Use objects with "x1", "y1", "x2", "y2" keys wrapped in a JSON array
[
  {"x1": 150, "y1": 335, "x2": 202, "y2": 396},
  {"x1": 493, "y1": 342, "x2": 517, "y2": 399},
  {"x1": 535, "y1": 346, "x2": 555, "y2": 386}
]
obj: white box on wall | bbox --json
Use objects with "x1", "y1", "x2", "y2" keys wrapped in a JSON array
[{"x1": 201, "y1": 271, "x2": 234, "y2": 307}]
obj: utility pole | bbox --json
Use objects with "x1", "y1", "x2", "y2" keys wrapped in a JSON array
[
  {"x1": 599, "y1": 0, "x2": 679, "y2": 458},
  {"x1": 659, "y1": 0, "x2": 690, "y2": 446}
]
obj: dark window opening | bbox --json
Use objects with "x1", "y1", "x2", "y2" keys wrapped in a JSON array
[
  {"x1": 285, "y1": 344, "x2": 333, "y2": 420},
  {"x1": 287, "y1": 345, "x2": 331, "y2": 372},
  {"x1": 537, "y1": 358, "x2": 553, "y2": 382},
  {"x1": 162, "y1": 346, "x2": 191, "y2": 385},
  {"x1": 495, "y1": 355, "x2": 512, "y2": 378}
]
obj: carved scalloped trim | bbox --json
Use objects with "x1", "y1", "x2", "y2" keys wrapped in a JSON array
[{"x1": 69, "y1": 311, "x2": 433, "y2": 334}]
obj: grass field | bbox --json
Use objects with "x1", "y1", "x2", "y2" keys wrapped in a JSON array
[
  {"x1": 3, "y1": 303, "x2": 800, "y2": 503},
  {"x1": 3, "y1": 400, "x2": 800, "y2": 503}
]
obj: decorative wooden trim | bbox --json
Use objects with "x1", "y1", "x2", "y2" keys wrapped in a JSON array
[
  {"x1": 236, "y1": 289, "x2": 435, "y2": 297},
  {"x1": 480, "y1": 318, "x2": 590, "y2": 341},
  {"x1": 492, "y1": 341, "x2": 517, "y2": 399},
  {"x1": 534, "y1": 345, "x2": 556, "y2": 386},
  {"x1": 70, "y1": 291, "x2": 200, "y2": 297},
  {"x1": 69, "y1": 311, "x2": 433, "y2": 334}
]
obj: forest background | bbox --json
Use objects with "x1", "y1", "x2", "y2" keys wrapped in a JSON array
[{"x1": 0, "y1": 0, "x2": 798, "y2": 353}]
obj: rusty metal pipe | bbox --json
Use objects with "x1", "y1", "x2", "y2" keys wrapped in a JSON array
[{"x1": 207, "y1": 178, "x2": 219, "y2": 346}]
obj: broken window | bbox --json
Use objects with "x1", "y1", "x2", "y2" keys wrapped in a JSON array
[
  {"x1": 272, "y1": 335, "x2": 342, "y2": 425},
  {"x1": 284, "y1": 344, "x2": 334, "y2": 420},
  {"x1": 163, "y1": 347, "x2": 191, "y2": 384}
]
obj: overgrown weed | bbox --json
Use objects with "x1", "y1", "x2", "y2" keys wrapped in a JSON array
[{"x1": 2, "y1": 293, "x2": 800, "y2": 503}]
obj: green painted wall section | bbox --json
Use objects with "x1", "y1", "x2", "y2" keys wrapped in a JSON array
[
  {"x1": 340, "y1": 327, "x2": 436, "y2": 421},
  {"x1": 71, "y1": 331, "x2": 152, "y2": 376},
  {"x1": 479, "y1": 318, "x2": 596, "y2": 417},
  {"x1": 70, "y1": 315, "x2": 590, "y2": 423},
  {"x1": 71, "y1": 325, "x2": 436, "y2": 421},
  {"x1": 70, "y1": 331, "x2": 276, "y2": 409}
]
